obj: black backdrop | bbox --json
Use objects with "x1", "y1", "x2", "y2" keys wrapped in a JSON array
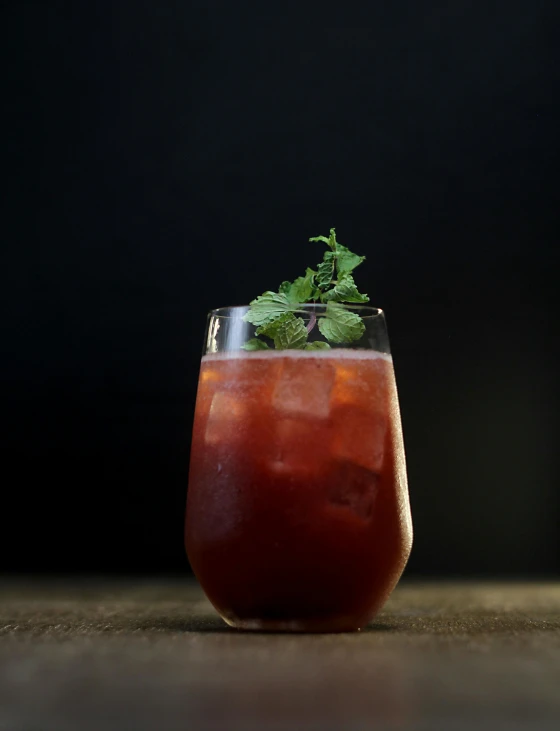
[{"x1": 2, "y1": 1, "x2": 559, "y2": 576}]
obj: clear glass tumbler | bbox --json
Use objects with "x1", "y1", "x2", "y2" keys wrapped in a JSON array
[{"x1": 185, "y1": 304, "x2": 412, "y2": 632}]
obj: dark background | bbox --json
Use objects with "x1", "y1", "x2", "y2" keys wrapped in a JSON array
[{"x1": 2, "y1": 1, "x2": 558, "y2": 576}]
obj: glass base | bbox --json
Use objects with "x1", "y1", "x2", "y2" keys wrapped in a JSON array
[{"x1": 220, "y1": 612, "x2": 366, "y2": 633}]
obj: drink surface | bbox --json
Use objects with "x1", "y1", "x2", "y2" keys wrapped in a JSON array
[{"x1": 186, "y1": 350, "x2": 413, "y2": 631}]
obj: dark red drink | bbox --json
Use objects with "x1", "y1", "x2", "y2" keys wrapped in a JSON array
[{"x1": 186, "y1": 349, "x2": 412, "y2": 631}]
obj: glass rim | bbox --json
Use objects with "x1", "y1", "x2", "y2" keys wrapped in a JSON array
[{"x1": 209, "y1": 304, "x2": 384, "y2": 319}]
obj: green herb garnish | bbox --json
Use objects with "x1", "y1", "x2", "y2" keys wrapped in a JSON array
[{"x1": 242, "y1": 228, "x2": 369, "y2": 350}]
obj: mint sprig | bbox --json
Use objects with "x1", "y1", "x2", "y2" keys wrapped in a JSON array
[{"x1": 242, "y1": 228, "x2": 369, "y2": 350}]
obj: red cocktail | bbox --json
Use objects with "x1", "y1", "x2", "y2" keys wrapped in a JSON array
[{"x1": 186, "y1": 306, "x2": 412, "y2": 632}]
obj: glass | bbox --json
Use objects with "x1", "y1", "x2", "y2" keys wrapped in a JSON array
[{"x1": 185, "y1": 304, "x2": 412, "y2": 632}]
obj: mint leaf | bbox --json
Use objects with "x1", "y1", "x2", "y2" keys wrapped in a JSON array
[
  {"x1": 311, "y1": 228, "x2": 366, "y2": 276},
  {"x1": 316, "y1": 251, "x2": 335, "y2": 289},
  {"x1": 321, "y1": 273, "x2": 369, "y2": 304},
  {"x1": 242, "y1": 338, "x2": 270, "y2": 351},
  {"x1": 310, "y1": 228, "x2": 337, "y2": 251},
  {"x1": 317, "y1": 302, "x2": 366, "y2": 343},
  {"x1": 256, "y1": 311, "x2": 295, "y2": 338},
  {"x1": 311, "y1": 228, "x2": 366, "y2": 290},
  {"x1": 273, "y1": 316, "x2": 308, "y2": 349},
  {"x1": 286, "y1": 267, "x2": 316, "y2": 303},
  {"x1": 305, "y1": 341, "x2": 331, "y2": 350},
  {"x1": 335, "y1": 245, "x2": 365, "y2": 276},
  {"x1": 243, "y1": 291, "x2": 293, "y2": 327},
  {"x1": 308, "y1": 235, "x2": 331, "y2": 246},
  {"x1": 278, "y1": 281, "x2": 292, "y2": 296}
]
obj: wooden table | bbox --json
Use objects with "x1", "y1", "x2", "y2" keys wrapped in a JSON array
[{"x1": 1, "y1": 580, "x2": 559, "y2": 730}]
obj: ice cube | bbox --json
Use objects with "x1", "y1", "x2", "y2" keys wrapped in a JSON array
[
  {"x1": 272, "y1": 359, "x2": 335, "y2": 419},
  {"x1": 205, "y1": 391, "x2": 248, "y2": 445},
  {"x1": 267, "y1": 418, "x2": 328, "y2": 476},
  {"x1": 327, "y1": 461, "x2": 380, "y2": 520},
  {"x1": 200, "y1": 367, "x2": 223, "y2": 385},
  {"x1": 331, "y1": 360, "x2": 387, "y2": 409},
  {"x1": 331, "y1": 405, "x2": 387, "y2": 472}
]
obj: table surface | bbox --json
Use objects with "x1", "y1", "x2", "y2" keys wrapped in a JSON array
[{"x1": 0, "y1": 579, "x2": 559, "y2": 731}]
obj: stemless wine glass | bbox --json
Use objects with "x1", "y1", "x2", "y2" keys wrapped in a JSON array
[{"x1": 185, "y1": 304, "x2": 412, "y2": 632}]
